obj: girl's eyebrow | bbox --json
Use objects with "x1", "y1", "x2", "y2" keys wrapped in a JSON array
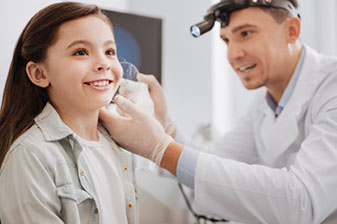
[
  {"x1": 66, "y1": 39, "x2": 116, "y2": 49},
  {"x1": 67, "y1": 40, "x2": 91, "y2": 49},
  {"x1": 104, "y1": 40, "x2": 116, "y2": 46}
]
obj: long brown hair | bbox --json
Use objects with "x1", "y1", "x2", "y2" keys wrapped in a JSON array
[{"x1": 0, "y1": 2, "x2": 113, "y2": 166}]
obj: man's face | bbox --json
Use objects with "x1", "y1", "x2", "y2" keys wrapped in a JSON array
[{"x1": 220, "y1": 7, "x2": 290, "y2": 90}]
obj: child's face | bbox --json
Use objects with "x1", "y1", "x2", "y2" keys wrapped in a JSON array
[{"x1": 41, "y1": 15, "x2": 122, "y2": 112}]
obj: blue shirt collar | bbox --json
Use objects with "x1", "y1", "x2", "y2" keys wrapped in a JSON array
[{"x1": 266, "y1": 47, "x2": 306, "y2": 117}]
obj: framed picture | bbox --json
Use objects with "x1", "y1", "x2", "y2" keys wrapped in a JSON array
[{"x1": 103, "y1": 10, "x2": 162, "y2": 84}]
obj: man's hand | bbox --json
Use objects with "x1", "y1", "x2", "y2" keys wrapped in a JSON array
[
  {"x1": 99, "y1": 95, "x2": 173, "y2": 165},
  {"x1": 138, "y1": 74, "x2": 176, "y2": 137},
  {"x1": 118, "y1": 78, "x2": 154, "y2": 116}
]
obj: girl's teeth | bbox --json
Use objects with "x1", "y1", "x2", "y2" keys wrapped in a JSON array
[{"x1": 90, "y1": 81, "x2": 109, "y2": 87}]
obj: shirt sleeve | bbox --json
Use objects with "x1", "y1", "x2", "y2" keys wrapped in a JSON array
[
  {"x1": 176, "y1": 146, "x2": 200, "y2": 189},
  {"x1": 0, "y1": 144, "x2": 63, "y2": 224},
  {"x1": 174, "y1": 102, "x2": 259, "y2": 188}
]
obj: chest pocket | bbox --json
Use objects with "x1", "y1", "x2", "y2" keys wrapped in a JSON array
[
  {"x1": 57, "y1": 184, "x2": 92, "y2": 202},
  {"x1": 57, "y1": 184, "x2": 94, "y2": 224}
]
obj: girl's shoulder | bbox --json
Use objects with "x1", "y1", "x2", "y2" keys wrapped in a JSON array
[{"x1": 4, "y1": 123, "x2": 68, "y2": 171}]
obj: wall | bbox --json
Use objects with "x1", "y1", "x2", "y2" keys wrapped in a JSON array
[{"x1": 299, "y1": 0, "x2": 337, "y2": 56}]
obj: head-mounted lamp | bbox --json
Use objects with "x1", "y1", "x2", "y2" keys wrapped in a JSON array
[{"x1": 190, "y1": 0, "x2": 300, "y2": 38}]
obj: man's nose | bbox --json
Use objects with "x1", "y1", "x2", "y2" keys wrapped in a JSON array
[{"x1": 227, "y1": 42, "x2": 246, "y2": 62}]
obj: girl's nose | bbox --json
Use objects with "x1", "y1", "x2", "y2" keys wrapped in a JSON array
[{"x1": 97, "y1": 65, "x2": 111, "y2": 71}]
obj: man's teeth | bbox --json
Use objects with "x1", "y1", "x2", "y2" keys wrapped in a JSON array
[
  {"x1": 90, "y1": 80, "x2": 110, "y2": 87},
  {"x1": 239, "y1": 64, "x2": 256, "y2": 72}
]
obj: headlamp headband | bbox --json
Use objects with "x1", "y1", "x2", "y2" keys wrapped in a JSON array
[{"x1": 190, "y1": 0, "x2": 300, "y2": 38}]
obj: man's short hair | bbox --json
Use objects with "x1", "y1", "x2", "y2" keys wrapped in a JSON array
[{"x1": 260, "y1": 0, "x2": 299, "y2": 24}]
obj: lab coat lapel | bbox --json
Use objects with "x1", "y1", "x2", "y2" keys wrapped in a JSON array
[{"x1": 259, "y1": 46, "x2": 323, "y2": 163}]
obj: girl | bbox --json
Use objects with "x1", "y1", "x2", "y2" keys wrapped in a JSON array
[{"x1": 0, "y1": 2, "x2": 138, "y2": 223}]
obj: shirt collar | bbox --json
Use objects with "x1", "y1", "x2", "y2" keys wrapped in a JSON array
[
  {"x1": 266, "y1": 47, "x2": 306, "y2": 117},
  {"x1": 35, "y1": 102, "x2": 112, "y2": 144},
  {"x1": 34, "y1": 102, "x2": 74, "y2": 141}
]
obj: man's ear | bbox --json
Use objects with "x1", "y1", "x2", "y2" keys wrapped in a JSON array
[
  {"x1": 26, "y1": 61, "x2": 50, "y2": 88},
  {"x1": 285, "y1": 17, "x2": 301, "y2": 44}
]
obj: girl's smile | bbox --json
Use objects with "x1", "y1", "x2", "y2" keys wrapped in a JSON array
[
  {"x1": 84, "y1": 78, "x2": 114, "y2": 91},
  {"x1": 33, "y1": 15, "x2": 123, "y2": 114}
]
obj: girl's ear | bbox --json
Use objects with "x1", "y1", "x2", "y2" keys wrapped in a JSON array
[{"x1": 26, "y1": 61, "x2": 50, "y2": 88}]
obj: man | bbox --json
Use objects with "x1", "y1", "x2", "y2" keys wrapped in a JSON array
[{"x1": 100, "y1": 0, "x2": 337, "y2": 223}]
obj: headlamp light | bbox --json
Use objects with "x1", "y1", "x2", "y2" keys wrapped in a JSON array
[{"x1": 190, "y1": 0, "x2": 300, "y2": 38}]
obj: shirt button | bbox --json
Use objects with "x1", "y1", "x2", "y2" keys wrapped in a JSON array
[
  {"x1": 80, "y1": 170, "x2": 84, "y2": 176},
  {"x1": 94, "y1": 208, "x2": 99, "y2": 214},
  {"x1": 124, "y1": 167, "x2": 128, "y2": 171},
  {"x1": 128, "y1": 203, "x2": 133, "y2": 208}
]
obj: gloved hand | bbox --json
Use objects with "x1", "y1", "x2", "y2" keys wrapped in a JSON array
[
  {"x1": 99, "y1": 95, "x2": 174, "y2": 166},
  {"x1": 117, "y1": 78, "x2": 154, "y2": 116},
  {"x1": 138, "y1": 74, "x2": 176, "y2": 137}
]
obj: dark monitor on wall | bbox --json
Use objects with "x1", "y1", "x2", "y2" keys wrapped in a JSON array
[{"x1": 103, "y1": 10, "x2": 162, "y2": 84}]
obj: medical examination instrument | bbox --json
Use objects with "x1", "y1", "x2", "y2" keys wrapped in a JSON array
[
  {"x1": 190, "y1": 0, "x2": 300, "y2": 38},
  {"x1": 111, "y1": 61, "x2": 139, "y2": 103}
]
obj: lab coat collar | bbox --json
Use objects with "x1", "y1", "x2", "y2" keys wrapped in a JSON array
[{"x1": 258, "y1": 45, "x2": 323, "y2": 163}]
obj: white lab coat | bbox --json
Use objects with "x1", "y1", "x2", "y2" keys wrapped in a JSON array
[{"x1": 194, "y1": 46, "x2": 337, "y2": 224}]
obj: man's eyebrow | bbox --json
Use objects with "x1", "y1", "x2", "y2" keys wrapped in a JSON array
[
  {"x1": 231, "y1": 24, "x2": 257, "y2": 34},
  {"x1": 220, "y1": 24, "x2": 258, "y2": 40},
  {"x1": 66, "y1": 39, "x2": 116, "y2": 49}
]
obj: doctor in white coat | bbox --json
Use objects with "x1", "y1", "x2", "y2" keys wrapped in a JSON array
[{"x1": 99, "y1": 0, "x2": 337, "y2": 223}]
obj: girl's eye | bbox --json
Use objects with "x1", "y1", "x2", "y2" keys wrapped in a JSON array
[
  {"x1": 106, "y1": 48, "x2": 116, "y2": 56},
  {"x1": 73, "y1": 49, "x2": 88, "y2": 56}
]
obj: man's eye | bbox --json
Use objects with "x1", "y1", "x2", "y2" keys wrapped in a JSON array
[
  {"x1": 106, "y1": 49, "x2": 116, "y2": 56},
  {"x1": 241, "y1": 31, "x2": 253, "y2": 37},
  {"x1": 73, "y1": 49, "x2": 88, "y2": 56}
]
